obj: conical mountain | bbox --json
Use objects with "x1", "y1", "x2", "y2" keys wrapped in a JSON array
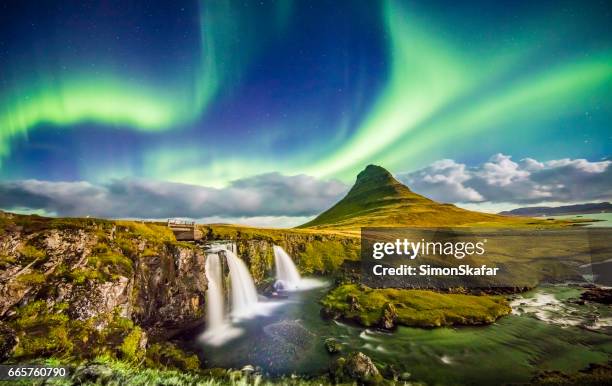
[{"x1": 299, "y1": 164, "x2": 511, "y2": 229}]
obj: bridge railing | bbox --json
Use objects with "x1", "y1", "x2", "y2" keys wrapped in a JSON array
[{"x1": 167, "y1": 219, "x2": 196, "y2": 227}]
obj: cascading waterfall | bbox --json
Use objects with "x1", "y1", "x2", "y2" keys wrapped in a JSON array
[
  {"x1": 224, "y1": 249, "x2": 260, "y2": 319},
  {"x1": 200, "y1": 248, "x2": 242, "y2": 346},
  {"x1": 273, "y1": 245, "x2": 302, "y2": 290},
  {"x1": 204, "y1": 253, "x2": 224, "y2": 331},
  {"x1": 201, "y1": 242, "x2": 286, "y2": 346}
]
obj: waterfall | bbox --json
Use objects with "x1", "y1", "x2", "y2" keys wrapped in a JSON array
[
  {"x1": 204, "y1": 253, "x2": 224, "y2": 331},
  {"x1": 200, "y1": 251, "x2": 242, "y2": 346},
  {"x1": 273, "y1": 245, "x2": 302, "y2": 290},
  {"x1": 200, "y1": 242, "x2": 284, "y2": 346},
  {"x1": 224, "y1": 249, "x2": 260, "y2": 319}
]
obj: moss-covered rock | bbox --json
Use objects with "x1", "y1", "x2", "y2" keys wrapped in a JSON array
[
  {"x1": 145, "y1": 342, "x2": 200, "y2": 371},
  {"x1": 331, "y1": 351, "x2": 382, "y2": 385},
  {"x1": 0, "y1": 213, "x2": 209, "y2": 364},
  {"x1": 321, "y1": 284, "x2": 511, "y2": 328},
  {"x1": 324, "y1": 338, "x2": 342, "y2": 354},
  {"x1": 531, "y1": 361, "x2": 612, "y2": 385}
]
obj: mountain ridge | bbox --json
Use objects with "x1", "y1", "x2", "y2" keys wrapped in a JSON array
[
  {"x1": 298, "y1": 164, "x2": 514, "y2": 229},
  {"x1": 500, "y1": 202, "x2": 612, "y2": 217}
]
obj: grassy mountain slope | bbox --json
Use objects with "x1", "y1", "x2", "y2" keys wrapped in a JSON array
[{"x1": 299, "y1": 165, "x2": 542, "y2": 230}]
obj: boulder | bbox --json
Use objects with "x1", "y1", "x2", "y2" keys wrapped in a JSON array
[
  {"x1": 581, "y1": 288, "x2": 612, "y2": 305},
  {"x1": 0, "y1": 322, "x2": 17, "y2": 361},
  {"x1": 324, "y1": 338, "x2": 342, "y2": 354},
  {"x1": 331, "y1": 351, "x2": 382, "y2": 384},
  {"x1": 379, "y1": 302, "x2": 397, "y2": 329},
  {"x1": 345, "y1": 351, "x2": 381, "y2": 383}
]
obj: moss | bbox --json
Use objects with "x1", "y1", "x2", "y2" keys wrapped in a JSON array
[
  {"x1": 10, "y1": 301, "x2": 73, "y2": 359},
  {"x1": 18, "y1": 245, "x2": 46, "y2": 264},
  {"x1": 8, "y1": 300, "x2": 144, "y2": 362},
  {"x1": 88, "y1": 252, "x2": 133, "y2": 279},
  {"x1": 172, "y1": 241, "x2": 197, "y2": 250},
  {"x1": 141, "y1": 248, "x2": 158, "y2": 257},
  {"x1": 92, "y1": 242, "x2": 111, "y2": 254},
  {"x1": 321, "y1": 284, "x2": 511, "y2": 328},
  {"x1": 119, "y1": 327, "x2": 143, "y2": 362},
  {"x1": 15, "y1": 272, "x2": 46, "y2": 285},
  {"x1": 69, "y1": 268, "x2": 103, "y2": 284},
  {"x1": 0, "y1": 254, "x2": 16, "y2": 268},
  {"x1": 145, "y1": 342, "x2": 200, "y2": 371}
]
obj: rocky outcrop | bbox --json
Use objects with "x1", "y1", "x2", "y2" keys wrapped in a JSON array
[
  {"x1": 0, "y1": 215, "x2": 209, "y2": 362},
  {"x1": 324, "y1": 338, "x2": 342, "y2": 354},
  {"x1": 330, "y1": 351, "x2": 382, "y2": 385},
  {"x1": 379, "y1": 302, "x2": 397, "y2": 329},
  {"x1": 200, "y1": 225, "x2": 359, "y2": 283},
  {"x1": 581, "y1": 288, "x2": 612, "y2": 305},
  {"x1": 133, "y1": 246, "x2": 207, "y2": 332}
]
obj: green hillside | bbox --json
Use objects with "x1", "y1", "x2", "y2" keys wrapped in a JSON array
[{"x1": 299, "y1": 165, "x2": 540, "y2": 230}]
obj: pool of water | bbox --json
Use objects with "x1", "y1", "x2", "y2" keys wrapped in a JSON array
[
  {"x1": 183, "y1": 280, "x2": 612, "y2": 384},
  {"x1": 548, "y1": 212, "x2": 612, "y2": 227}
]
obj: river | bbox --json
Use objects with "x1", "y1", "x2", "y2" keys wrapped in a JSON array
[{"x1": 183, "y1": 280, "x2": 612, "y2": 384}]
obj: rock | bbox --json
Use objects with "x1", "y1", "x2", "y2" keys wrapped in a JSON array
[
  {"x1": 344, "y1": 351, "x2": 382, "y2": 384},
  {"x1": 67, "y1": 277, "x2": 132, "y2": 322},
  {"x1": 347, "y1": 294, "x2": 361, "y2": 312},
  {"x1": 324, "y1": 338, "x2": 342, "y2": 354},
  {"x1": 320, "y1": 307, "x2": 341, "y2": 320},
  {"x1": 380, "y1": 302, "x2": 397, "y2": 329},
  {"x1": 72, "y1": 363, "x2": 116, "y2": 384},
  {"x1": 581, "y1": 288, "x2": 612, "y2": 305},
  {"x1": 329, "y1": 356, "x2": 346, "y2": 383},
  {"x1": 0, "y1": 322, "x2": 17, "y2": 361},
  {"x1": 382, "y1": 363, "x2": 400, "y2": 381},
  {"x1": 241, "y1": 364, "x2": 255, "y2": 374}
]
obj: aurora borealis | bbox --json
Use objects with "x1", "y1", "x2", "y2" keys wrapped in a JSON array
[{"x1": 0, "y1": 0, "x2": 610, "y2": 223}]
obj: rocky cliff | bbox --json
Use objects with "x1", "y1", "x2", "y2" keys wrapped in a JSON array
[
  {"x1": 199, "y1": 224, "x2": 360, "y2": 283},
  {"x1": 0, "y1": 213, "x2": 207, "y2": 362}
]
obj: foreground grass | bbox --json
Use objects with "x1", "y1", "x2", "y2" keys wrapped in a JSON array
[
  {"x1": 2, "y1": 357, "x2": 336, "y2": 386},
  {"x1": 321, "y1": 284, "x2": 511, "y2": 328}
]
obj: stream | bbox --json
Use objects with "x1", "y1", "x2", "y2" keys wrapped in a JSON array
[{"x1": 183, "y1": 281, "x2": 612, "y2": 384}]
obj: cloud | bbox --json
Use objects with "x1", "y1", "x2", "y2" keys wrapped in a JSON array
[
  {"x1": 408, "y1": 159, "x2": 484, "y2": 202},
  {"x1": 0, "y1": 173, "x2": 348, "y2": 221},
  {"x1": 398, "y1": 154, "x2": 612, "y2": 204},
  {"x1": 2, "y1": 154, "x2": 609, "y2": 223}
]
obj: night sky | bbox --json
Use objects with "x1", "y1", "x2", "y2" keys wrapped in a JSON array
[{"x1": 0, "y1": 0, "x2": 610, "y2": 224}]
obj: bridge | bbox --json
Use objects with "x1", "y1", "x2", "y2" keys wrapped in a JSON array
[{"x1": 167, "y1": 219, "x2": 197, "y2": 241}]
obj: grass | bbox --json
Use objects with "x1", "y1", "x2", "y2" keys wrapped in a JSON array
[
  {"x1": 5, "y1": 356, "x2": 336, "y2": 386},
  {"x1": 321, "y1": 284, "x2": 511, "y2": 328}
]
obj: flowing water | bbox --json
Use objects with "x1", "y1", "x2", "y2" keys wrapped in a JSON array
[
  {"x1": 200, "y1": 244, "x2": 282, "y2": 346},
  {"x1": 274, "y1": 245, "x2": 302, "y2": 290},
  {"x1": 203, "y1": 254, "x2": 224, "y2": 331},
  {"x1": 199, "y1": 252, "x2": 242, "y2": 346},
  {"x1": 186, "y1": 282, "x2": 612, "y2": 384},
  {"x1": 224, "y1": 249, "x2": 260, "y2": 319}
]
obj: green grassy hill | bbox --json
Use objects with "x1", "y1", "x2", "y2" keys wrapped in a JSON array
[{"x1": 299, "y1": 164, "x2": 542, "y2": 230}]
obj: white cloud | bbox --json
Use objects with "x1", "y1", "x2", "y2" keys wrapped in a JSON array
[
  {"x1": 404, "y1": 159, "x2": 484, "y2": 202},
  {"x1": 398, "y1": 154, "x2": 611, "y2": 204}
]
